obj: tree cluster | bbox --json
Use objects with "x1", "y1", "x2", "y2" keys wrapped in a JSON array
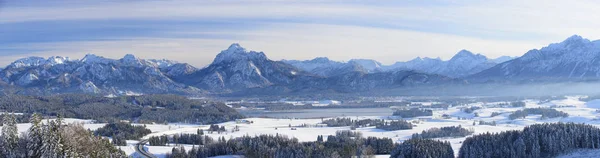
[
  {"x1": 477, "y1": 120, "x2": 497, "y2": 126},
  {"x1": 390, "y1": 138, "x2": 454, "y2": 158},
  {"x1": 462, "y1": 107, "x2": 481, "y2": 114},
  {"x1": 207, "y1": 124, "x2": 226, "y2": 133},
  {"x1": 510, "y1": 101, "x2": 526, "y2": 107},
  {"x1": 149, "y1": 134, "x2": 214, "y2": 146},
  {"x1": 0, "y1": 114, "x2": 126, "y2": 157},
  {"x1": 94, "y1": 122, "x2": 152, "y2": 140},
  {"x1": 459, "y1": 123, "x2": 600, "y2": 158},
  {"x1": 392, "y1": 108, "x2": 433, "y2": 118},
  {"x1": 149, "y1": 135, "x2": 169, "y2": 146},
  {"x1": 321, "y1": 118, "x2": 383, "y2": 127},
  {"x1": 0, "y1": 113, "x2": 31, "y2": 125},
  {"x1": 412, "y1": 125, "x2": 473, "y2": 139},
  {"x1": 375, "y1": 120, "x2": 413, "y2": 131},
  {"x1": 508, "y1": 108, "x2": 569, "y2": 120},
  {"x1": 490, "y1": 112, "x2": 502, "y2": 117}
]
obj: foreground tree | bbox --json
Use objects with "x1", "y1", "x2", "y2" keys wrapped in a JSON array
[
  {"x1": 1, "y1": 114, "x2": 20, "y2": 157},
  {"x1": 27, "y1": 113, "x2": 44, "y2": 157},
  {"x1": 390, "y1": 138, "x2": 454, "y2": 158},
  {"x1": 0, "y1": 113, "x2": 126, "y2": 158}
]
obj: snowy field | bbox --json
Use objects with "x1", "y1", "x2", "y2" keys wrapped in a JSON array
[{"x1": 5, "y1": 96, "x2": 600, "y2": 157}]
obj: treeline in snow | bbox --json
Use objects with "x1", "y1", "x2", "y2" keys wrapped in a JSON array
[
  {"x1": 207, "y1": 124, "x2": 227, "y2": 133},
  {"x1": 392, "y1": 108, "x2": 433, "y2": 118},
  {"x1": 462, "y1": 106, "x2": 481, "y2": 114},
  {"x1": 167, "y1": 130, "x2": 396, "y2": 158},
  {"x1": 0, "y1": 114, "x2": 126, "y2": 157},
  {"x1": 94, "y1": 122, "x2": 152, "y2": 141},
  {"x1": 321, "y1": 118, "x2": 412, "y2": 130},
  {"x1": 459, "y1": 123, "x2": 600, "y2": 158},
  {"x1": 508, "y1": 108, "x2": 568, "y2": 120},
  {"x1": 0, "y1": 113, "x2": 31, "y2": 124},
  {"x1": 390, "y1": 138, "x2": 454, "y2": 158},
  {"x1": 149, "y1": 129, "x2": 215, "y2": 146},
  {"x1": 0, "y1": 94, "x2": 244, "y2": 124},
  {"x1": 375, "y1": 120, "x2": 413, "y2": 131},
  {"x1": 412, "y1": 125, "x2": 473, "y2": 139}
]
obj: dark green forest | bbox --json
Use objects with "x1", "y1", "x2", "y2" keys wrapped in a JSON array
[{"x1": 0, "y1": 94, "x2": 243, "y2": 124}]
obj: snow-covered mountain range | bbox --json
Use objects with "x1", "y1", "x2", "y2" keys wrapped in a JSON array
[
  {"x1": 470, "y1": 35, "x2": 600, "y2": 82},
  {"x1": 284, "y1": 50, "x2": 514, "y2": 78},
  {"x1": 0, "y1": 54, "x2": 201, "y2": 95},
  {"x1": 3, "y1": 35, "x2": 600, "y2": 95}
]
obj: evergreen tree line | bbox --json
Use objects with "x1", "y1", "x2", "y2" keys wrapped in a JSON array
[
  {"x1": 0, "y1": 114, "x2": 31, "y2": 125},
  {"x1": 375, "y1": 120, "x2": 413, "y2": 131},
  {"x1": 411, "y1": 125, "x2": 473, "y2": 139},
  {"x1": 149, "y1": 133, "x2": 215, "y2": 146},
  {"x1": 510, "y1": 101, "x2": 526, "y2": 107},
  {"x1": 321, "y1": 118, "x2": 382, "y2": 127},
  {"x1": 0, "y1": 94, "x2": 244, "y2": 124},
  {"x1": 0, "y1": 114, "x2": 126, "y2": 157},
  {"x1": 462, "y1": 107, "x2": 482, "y2": 114},
  {"x1": 392, "y1": 108, "x2": 433, "y2": 118},
  {"x1": 459, "y1": 123, "x2": 600, "y2": 158},
  {"x1": 490, "y1": 112, "x2": 502, "y2": 117},
  {"x1": 207, "y1": 124, "x2": 226, "y2": 133},
  {"x1": 167, "y1": 130, "x2": 397, "y2": 158},
  {"x1": 390, "y1": 138, "x2": 454, "y2": 158},
  {"x1": 477, "y1": 120, "x2": 497, "y2": 126},
  {"x1": 322, "y1": 118, "x2": 413, "y2": 130},
  {"x1": 508, "y1": 108, "x2": 569, "y2": 120},
  {"x1": 94, "y1": 122, "x2": 152, "y2": 140},
  {"x1": 149, "y1": 135, "x2": 169, "y2": 146}
]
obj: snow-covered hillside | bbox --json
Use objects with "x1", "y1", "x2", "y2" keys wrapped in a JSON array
[{"x1": 471, "y1": 35, "x2": 600, "y2": 81}]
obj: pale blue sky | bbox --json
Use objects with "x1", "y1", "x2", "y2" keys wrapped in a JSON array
[{"x1": 1, "y1": 0, "x2": 599, "y2": 67}]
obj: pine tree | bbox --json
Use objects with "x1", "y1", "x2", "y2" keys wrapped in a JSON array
[
  {"x1": 27, "y1": 113, "x2": 44, "y2": 157},
  {"x1": 41, "y1": 119, "x2": 64, "y2": 158},
  {"x1": 1, "y1": 113, "x2": 19, "y2": 157}
]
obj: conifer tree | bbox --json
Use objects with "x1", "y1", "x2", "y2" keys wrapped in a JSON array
[
  {"x1": 1, "y1": 114, "x2": 19, "y2": 157},
  {"x1": 27, "y1": 113, "x2": 43, "y2": 157}
]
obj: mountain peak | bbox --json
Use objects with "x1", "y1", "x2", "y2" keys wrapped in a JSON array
[
  {"x1": 212, "y1": 43, "x2": 267, "y2": 64},
  {"x1": 310, "y1": 57, "x2": 331, "y2": 63},
  {"x1": 120, "y1": 54, "x2": 145, "y2": 66},
  {"x1": 560, "y1": 34, "x2": 591, "y2": 46},
  {"x1": 47, "y1": 56, "x2": 69, "y2": 65},
  {"x1": 456, "y1": 49, "x2": 474, "y2": 56},
  {"x1": 226, "y1": 43, "x2": 245, "y2": 52},
  {"x1": 81, "y1": 54, "x2": 113, "y2": 64},
  {"x1": 542, "y1": 35, "x2": 592, "y2": 51},
  {"x1": 450, "y1": 49, "x2": 487, "y2": 61},
  {"x1": 9, "y1": 57, "x2": 46, "y2": 68},
  {"x1": 122, "y1": 54, "x2": 137, "y2": 60},
  {"x1": 564, "y1": 34, "x2": 584, "y2": 42},
  {"x1": 349, "y1": 59, "x2": 382, "y2": 71}
]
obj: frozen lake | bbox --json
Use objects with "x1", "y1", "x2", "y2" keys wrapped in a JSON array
[{"x1": 237, "y1": 107, "x2": 396, "y2": 118}]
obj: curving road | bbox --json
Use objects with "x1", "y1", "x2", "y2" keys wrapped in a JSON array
[{"x1": 135, "y1": 140, "x2": 157, "y2": 158}]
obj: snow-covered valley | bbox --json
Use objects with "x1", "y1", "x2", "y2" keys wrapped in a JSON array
[{"x1": 5, "y1": 96, "x2": 600, "y2": 157}]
